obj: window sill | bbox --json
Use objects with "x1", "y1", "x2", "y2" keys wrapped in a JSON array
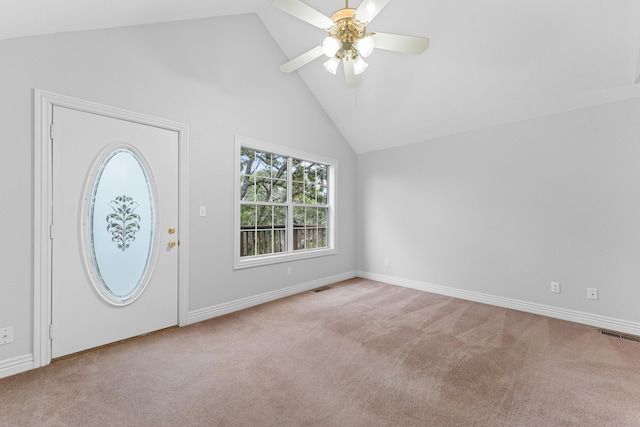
[{"x1": 234, "y1": 247, "x2": 337, "y2": 270}]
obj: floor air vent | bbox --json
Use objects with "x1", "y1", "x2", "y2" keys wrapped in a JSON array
[
  {"x1": 312, "y1": 286, "x2": 331, "y2": 293},
  {"x1": 600, "y1": 329, "x2": 640, "y2": 343}
]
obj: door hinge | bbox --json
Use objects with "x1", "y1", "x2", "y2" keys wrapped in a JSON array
[
  {"x1": 49, "y1": 224, "x2": 54, "y2": 239},
  {"x1": 49, "y1": 324, "x2": 53, "y2": 340},
  {"x1": 49, "y1": 124, "x2": 54, "y2": 140}
]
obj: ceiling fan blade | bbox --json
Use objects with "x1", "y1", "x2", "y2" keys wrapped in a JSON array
[
  {"x1": 355, "y1": 0, "x2": 392, "y2": 24},
  {"x1": 372, "y1": 32, "x2": 430, "y2": 54},
  {"x1": 280, "y1": 45, "x2": 325, "y2": 73},
  {"x1": 343, "y1": 58, "x2": 357, "y2": 88},
  {"x1": 273, "y1": 0, "x2": 335, "y2": 29}
]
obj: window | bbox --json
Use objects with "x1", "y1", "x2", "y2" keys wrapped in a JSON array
[
  {"x1": 86, "y1": 146, "x2": 156, "y2": 305},
  {"x1": 235, "y1": 136, "x2": 337, "y2": 269}
]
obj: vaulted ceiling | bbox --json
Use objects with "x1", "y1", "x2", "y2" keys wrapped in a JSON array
[{"x1": 3, "y1": 0, "x2": 640, "y2": 153}]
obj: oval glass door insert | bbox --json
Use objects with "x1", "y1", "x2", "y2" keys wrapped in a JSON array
[{"x1": 87, "y1": 146, "x2": 156, "y2": 305}]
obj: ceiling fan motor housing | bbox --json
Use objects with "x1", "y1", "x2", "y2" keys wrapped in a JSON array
[{"x1": 327, "y1": 8, "x2": 370, "y2": 60}]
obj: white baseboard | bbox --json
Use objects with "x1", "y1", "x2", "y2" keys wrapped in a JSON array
[
  {"x1": 186, "y1": 270, "x2": 357, "y2": 325},
  {"x1": 0, "y1": 354, "x2": 34, "y2": 379},
  {"x1": 357, "y1": 271, "x2": 640, "y2": 336}
]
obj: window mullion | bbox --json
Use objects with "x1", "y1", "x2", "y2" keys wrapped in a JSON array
[{"x1": 286, "y1": 156, "x2": 293, "y2": 253}]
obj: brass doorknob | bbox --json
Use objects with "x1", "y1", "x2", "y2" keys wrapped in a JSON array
[
  {"x1": 168, "y1": 227, "x2": 176, "y2": 235},
  {"x1": 168, "y1": 240, "x2": 176, "y2": 248}
]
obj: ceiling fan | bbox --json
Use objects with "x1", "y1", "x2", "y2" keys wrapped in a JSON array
[{"x1": 273, "y1": 0, "x2": 430, "y2": 87}]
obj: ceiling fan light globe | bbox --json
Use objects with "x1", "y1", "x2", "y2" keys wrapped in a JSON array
[
  {"x1": 322, "y1": 36, "x2": 340, "y2": 57},
  {"x1": 353, "y1": 55, "x2": 368, "y2": 75},
  {"x1": 323, "y1": 56, "x2": 341, "y2": 74},
  {"x1": 356, "y1": 36, "x2": 374, "y2": 57}
]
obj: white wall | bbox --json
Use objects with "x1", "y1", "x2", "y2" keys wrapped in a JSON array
[
  {"x1": 357, "y1": 96, "x2": 640, "y2": 331},
  {"x1": 0, "y1": 14, "x2": 357, "y2": 370}
]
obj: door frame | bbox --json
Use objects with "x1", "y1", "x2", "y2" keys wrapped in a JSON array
[{"x1": 33, "y1": 89, "x2": 190, "y2": 367}]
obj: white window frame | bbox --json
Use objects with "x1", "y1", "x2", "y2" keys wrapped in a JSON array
[{"x1": 234, "y1": 135, "x2": 337, "y2": 270}]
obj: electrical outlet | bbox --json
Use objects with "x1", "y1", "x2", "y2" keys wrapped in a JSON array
[
  {"x1": 0, "y1": 327, "x2": 14, "y2": 345},
  {"x1": 384, "y1": 258, "x2": 390, "y2": 267},
  {"x1": 551, "y1": 282, "x2": 561, "y2": 293},
  {"x1": 587, "y1": 288, "x2": 598, "y2": 300},
  {"x1": 287, "y1": 267, "x2": 293, "y2": 276}
]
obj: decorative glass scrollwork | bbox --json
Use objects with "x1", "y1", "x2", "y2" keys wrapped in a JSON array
[{"x1": 106, "y1": 195, "x2": 142, "y2": 251}]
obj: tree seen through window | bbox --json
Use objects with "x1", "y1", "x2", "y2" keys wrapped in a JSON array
[{"x1": 240, "y1": 147, "x2": 329, "y2": 257}]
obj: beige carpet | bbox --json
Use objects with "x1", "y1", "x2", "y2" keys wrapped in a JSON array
[{"x1": 1, "y1": 278, "x2": 640, "y2": 426}]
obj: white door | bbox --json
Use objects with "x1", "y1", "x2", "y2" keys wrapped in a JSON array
[{"x1": 51, "y1": 106, "x2": 179, "y2": 359}]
